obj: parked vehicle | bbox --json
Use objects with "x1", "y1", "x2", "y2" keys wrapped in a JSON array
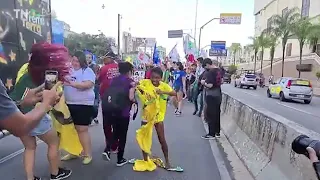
[
  {"x1": 267, "y1": 77, "x2": 313, "y2": 104},
  {"x1": 223, "y1": 73, "x2": 231, "y2": 83},
  {"x1": 234, "y1": 73, "x2": 258, "y2": 89}
]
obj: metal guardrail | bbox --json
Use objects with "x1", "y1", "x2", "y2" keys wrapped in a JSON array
[{"x1": 0, "y1": 130, "x2": 10, "y2": 139}]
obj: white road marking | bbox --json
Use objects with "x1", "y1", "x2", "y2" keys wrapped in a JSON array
[
  {"x1": 201, "y1": 120, "x2": 232, "y2": 180},
  {"x1": 240, "y1": 90, "x2": 258, "y2": 97},
  {"x1": 276, "y1": 102, "x2": 319, "y2": 117},
  {"x1": 0, "y1": 140, "x2": 42, "y2": 164}
]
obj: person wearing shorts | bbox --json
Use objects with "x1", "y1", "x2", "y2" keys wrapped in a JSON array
[
  {"x1": 172, "y1": 62, "x2": 186, "y2": 116},
  {"x1": 64, "y1": 51, "x2": 96, "y2": 165},
  {"x1": 138, "y1": 67, "x2": 177, "y2": 169}
]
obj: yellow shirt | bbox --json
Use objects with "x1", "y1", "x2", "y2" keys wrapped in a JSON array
[
  {"x1": 139, "y1": 79, "x2": 173, "y2": 122},
  {"x1": 16, "y1": 63, "x2": 29, "y2": 84}
]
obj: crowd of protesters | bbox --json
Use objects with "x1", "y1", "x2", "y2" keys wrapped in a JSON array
[{"x1": 0, "y1": 40, "x2": 226, "y2": 179}]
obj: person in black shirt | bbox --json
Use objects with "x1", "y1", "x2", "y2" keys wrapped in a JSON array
[{"x1": 200, "y1": 58, "x2": 222, "y2": 139}]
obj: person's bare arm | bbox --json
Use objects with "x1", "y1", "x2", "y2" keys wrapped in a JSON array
[
  {"x1": 0, "y1": 103, "x2": 52, "y2": 137},
  {"x1": 69, "y1": 81, "x2": 94, "y2": 90},
  {"x1": 0, "y1": 82, "x2": 60, "y2": 137},
  {"x1": 129, "y1": 88, "x2": 135, "y2": 101}
]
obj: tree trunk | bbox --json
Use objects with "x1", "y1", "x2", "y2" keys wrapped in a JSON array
[
  {"x1": 233, "y1": 52, "x2": 236, "y2": 65},
  {"x1": 298, "y1": 42, "x2": 303, "y2": 78},
  {"x1": 254, "y1": 52, "x2": 257, "y2": 73},
  {"x1": 281, "y1": 42, "x2": 286, "y2": 77},
  {"x1": 260, "y1": 48, "x2": 264, "y2": 73},
  {"x1": 270, "y1": 47, "x2": 274, "y2": 76}
]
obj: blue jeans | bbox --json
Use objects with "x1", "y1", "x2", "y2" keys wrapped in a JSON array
[
  {"x1": 193, "y1": 89, "x2": 203, "y2": 114},
  {"x1": 92, "y1": 84, "x2": 100, "y2": 119}
]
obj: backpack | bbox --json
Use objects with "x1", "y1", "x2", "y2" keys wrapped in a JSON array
[{"x1": 102, "y1": 78, "x2": 131, "y2": 114}]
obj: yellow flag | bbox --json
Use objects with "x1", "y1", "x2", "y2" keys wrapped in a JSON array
[{"x1": 125, "y1": 56, "x2": 133, "y2": 64}]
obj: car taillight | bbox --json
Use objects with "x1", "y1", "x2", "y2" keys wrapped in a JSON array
[
  {"x1": 309, "y1": 82, "x2": 312, "y2": 88},
  {"x1": 286, "y1": 80, "x2": 292, "y2": 89}
]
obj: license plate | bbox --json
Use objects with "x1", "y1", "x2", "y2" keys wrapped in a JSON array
[
  {"x1": 296, "y1": 81, "x2": 309, "y2": 86},
  {"x1": 297, "y1": 95, "x2": 304, "y2": 98}
]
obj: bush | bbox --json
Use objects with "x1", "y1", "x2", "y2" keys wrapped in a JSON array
[
  {"x1": 228, "y1": 64, "x2": 237, "y2": 75},
  {"x1": 316, "y1": 71, "x2": 320, "y2": 80}
]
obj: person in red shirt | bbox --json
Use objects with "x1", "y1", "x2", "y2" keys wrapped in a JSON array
[{"x1": 99, "y1": 51, "x2": 120, "y2": 153}]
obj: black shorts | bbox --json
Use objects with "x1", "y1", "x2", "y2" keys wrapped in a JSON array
[{"x1": 67, "y1": 104, "x2": 94, "y2": 126}]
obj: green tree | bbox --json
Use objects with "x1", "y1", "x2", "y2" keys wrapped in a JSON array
[
  {"x1": 307, "y1": 23, "x2": 320, "y2": 54},
  {"x1": 228, "y1": 64, "x2": 237, "y2": 75},
  {"x1": 291, "y1": 18, "x2": 313, "y2": 77},
  {"x1": 230, "y1": 43, "x2": 241, "y2": 65},
  {"x1": 267, "y1": 32, "x2": 278, "y2": 76},
  {"x1": 316, "y1": 71, "x2": 320, "y2": 80},
  {"x1": 257, "y1": 32, "x2": 271, "y2": 73},
  {"x1": 248, "y1": 36, "x2": 260, "y2": 73},
  {"x1": 64, "y1": 32, "x2": 113, "y2": 58},
  {"x1": 271, "y1": 7, "x2": 300, "y2": 77}
]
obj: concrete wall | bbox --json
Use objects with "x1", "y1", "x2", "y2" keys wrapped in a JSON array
[{"x1": 221, "y1": 92, "x2": 320, "y2": 180}]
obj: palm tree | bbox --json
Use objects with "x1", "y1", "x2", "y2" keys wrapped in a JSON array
[
  {"x1": 308, "y1": 24, "x2": 320, "y2": 54},
  {"x1": 271, "y1": 7, "x2": 300, "y2": 77},
  {"x1": 248, "y1": 36, "x2": 260, "y2": 73},
  {"x1": 257, "y1": 32, "x2": 271, "y2": 73},
  {"x1": 268, "y1": 33, "x2": 278, "y2": 76},
  {"x1": 291, "y1": 18, "x2": 313, "y2": 77},
  {"x1": 230, "y1": 43, "x2": 242, "y2": 65}
]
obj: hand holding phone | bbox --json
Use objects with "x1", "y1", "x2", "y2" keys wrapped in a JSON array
[{"x1": 45, "y1": 70, "x2": 58, "y2": 90}]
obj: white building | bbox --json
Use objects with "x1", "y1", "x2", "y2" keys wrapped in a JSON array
[{"x1": 254, "y1": 0, "x2": 320, "y2": 60}]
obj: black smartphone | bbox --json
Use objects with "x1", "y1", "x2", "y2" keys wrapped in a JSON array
[{"x1": 45, "y1": 70, "x2": 58, "y2": 90}]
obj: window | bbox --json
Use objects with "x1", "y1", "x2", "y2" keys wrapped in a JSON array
[
  {"x1": 282, "y1": 7, "x2": 288, "y2": 16},
  {"x1": 301, "y1": 0, "x2": 310, "y2": 17},
  {"x1": 286, "y1": 43, "x2": 292, "y2": 56}
]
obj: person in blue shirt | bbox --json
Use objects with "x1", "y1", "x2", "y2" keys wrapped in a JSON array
[{"x1": 172, "y1": 62, "x2": 186, "y2": 116}]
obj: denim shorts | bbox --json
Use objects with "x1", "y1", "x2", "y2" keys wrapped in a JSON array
[{"x1": 29, "y1": 114, "x2": 52, "y2": 136}]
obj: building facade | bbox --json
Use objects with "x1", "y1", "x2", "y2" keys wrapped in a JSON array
[{"x1": 254, "y1": 0, "x2": 320, "y2": 60}]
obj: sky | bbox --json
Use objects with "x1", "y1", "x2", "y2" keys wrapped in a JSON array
[{"x1": 51, "y1": 0, "x2": 255, "y2": 55}]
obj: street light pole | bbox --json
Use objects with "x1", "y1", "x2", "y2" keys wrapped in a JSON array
[
  {"x1": 117, "y1": 14, "x2": 121, "y2": 56},
  {"x1": 194, "y1": 0, "x2": 199, "y2": 49},
  {"x1": 198, "y1": 17, "x2": 220, "y2": 54}
]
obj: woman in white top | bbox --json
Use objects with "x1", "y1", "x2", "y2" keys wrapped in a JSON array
[{"x1": 63, "y1": 51, "x2": 96, "y2": 164}]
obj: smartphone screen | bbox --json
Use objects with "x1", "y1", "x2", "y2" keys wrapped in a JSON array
[{"x1": 45, "y1": 70, "x2": 58, "y2": 90}]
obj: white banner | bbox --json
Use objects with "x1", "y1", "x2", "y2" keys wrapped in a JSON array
[{"x1": 133, "y1": 70, "x2": 145, "y2": 82}]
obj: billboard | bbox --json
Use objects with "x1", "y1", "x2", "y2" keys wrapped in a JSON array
[{"x1": 0, "y1": 0, "x2": 52, "y2": 91}]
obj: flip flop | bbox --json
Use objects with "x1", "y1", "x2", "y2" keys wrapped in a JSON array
[
  {"x1": 166, "y1": 166, "x2": 184, "y2": 172},
  {"x1": 128, "y1": 158, "x2": 136, "y2": 164}
]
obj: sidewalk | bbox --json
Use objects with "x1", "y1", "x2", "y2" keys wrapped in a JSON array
[{"x1": 0, "y1": 104, "x2": 223, "y2": 180}]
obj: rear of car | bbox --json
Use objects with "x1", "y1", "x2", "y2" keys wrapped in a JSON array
[
  {"x1": 238, "y1": 74, "x2": 258, "y2": 89},
  {"x1": 223, "y1": 73, "x2": 231, "y2": 83},
  {"x1": 282, "y1": 79, "x2": 313, "y2": 104}
]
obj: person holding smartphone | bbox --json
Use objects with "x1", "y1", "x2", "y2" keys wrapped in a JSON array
[{"x1": 10, "y1": 43, "x2": 72, "y2": 180}]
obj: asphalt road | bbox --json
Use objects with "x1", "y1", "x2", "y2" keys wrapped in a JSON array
[
  {"x1": 0, "y1": 104, "x2": 224, "y2": 180},
  {"x1": 222, "y1": 83, "x2": 320, "y2": 133}
]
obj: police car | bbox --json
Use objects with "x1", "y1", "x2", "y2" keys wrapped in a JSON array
[{"x1": 267, "y1": 77, "x2": 313, "y2": 104}]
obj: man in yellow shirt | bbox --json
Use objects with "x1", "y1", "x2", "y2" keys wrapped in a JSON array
[{"x1": 138, "y1": 67, "x2": 177, "y2": 170}]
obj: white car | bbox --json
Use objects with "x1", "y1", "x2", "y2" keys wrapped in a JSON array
[
  {"x1": 234, "y1": 74, "x2": 258, "y2": 90},
  {"x1": 267, "y1": 77, "x2": 313, "y2": 104}
]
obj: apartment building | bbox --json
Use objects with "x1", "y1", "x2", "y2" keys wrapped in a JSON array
[{"x1": 254, "y1": 0, "x2": 320, "y2": 60}]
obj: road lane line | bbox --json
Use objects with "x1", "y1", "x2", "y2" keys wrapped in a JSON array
[
  {"x1": 201, "y1": 120, "x2": 232, "y2": 180},
  {"x1": 0, "y1": 140, "x2": 42, "y2": 164},
  {"x1": 276, "y1": 102, "x2": 320, "y2": 118},
  {"x1": 240, "y1": 91, "x2": 258, "y2": 97}
]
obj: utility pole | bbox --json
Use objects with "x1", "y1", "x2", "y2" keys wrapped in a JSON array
[
  {"x1": 117, "y1": 14, "x2": 121, "y2": 55},
  {"x1": 194, "y1": 0, "x2": 199, "y2": 51}
]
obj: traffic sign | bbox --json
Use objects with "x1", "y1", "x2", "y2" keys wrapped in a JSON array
[
  {"x1": 211, "y1": 41, "x2": 226, "y2": 50},
  {"x1": 168, "y1": 30, "x2": 183, "y2": 38},
  {"x1": 209, "y1": 49, "x2": 227, "y2": 56},
  {"x1": 220, "y1": 13, "x2": 242, "y2": 24}
]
